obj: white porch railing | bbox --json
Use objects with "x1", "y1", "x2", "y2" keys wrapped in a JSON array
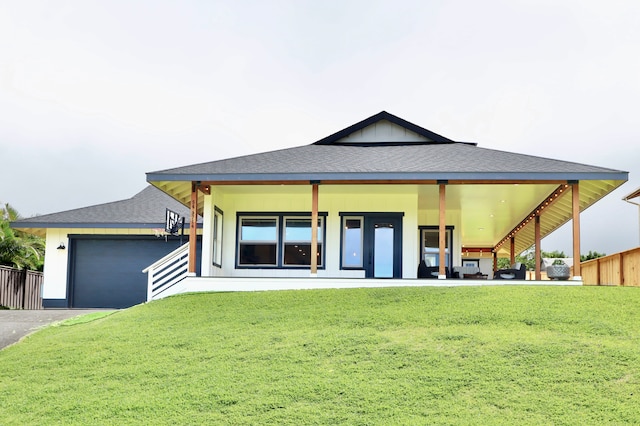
[{"x1": 143, "y1": 243, "x2": 190, "y2": 301}]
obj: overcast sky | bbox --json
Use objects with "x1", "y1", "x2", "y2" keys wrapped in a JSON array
[{"x1": 1, "y1": 0, "x2": 639, "y2": 255}]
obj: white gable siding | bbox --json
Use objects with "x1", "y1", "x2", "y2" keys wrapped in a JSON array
[{"x1": 336, "y1": 119, "x2": 430, "y2": 144}]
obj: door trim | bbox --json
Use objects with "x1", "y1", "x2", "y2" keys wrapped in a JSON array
[{"x1": 363, "y1": 213, "x2": 403, "y2": 278}]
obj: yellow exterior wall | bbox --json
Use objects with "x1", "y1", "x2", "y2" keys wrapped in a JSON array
[{"x1": 201, "y1": 184, "x2": 441, "y2": 279}]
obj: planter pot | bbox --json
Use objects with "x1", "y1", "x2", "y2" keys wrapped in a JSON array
[{"x1": 547, "y1": 264, "x2": 570, "y2": 280}]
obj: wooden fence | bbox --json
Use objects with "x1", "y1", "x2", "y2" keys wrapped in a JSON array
[
  {"x1": 0, "y1": 265, "x2": 43, "y2": 309},
  {"x1": 581, "y1": 247, "x2": 640, "y2": 286}
]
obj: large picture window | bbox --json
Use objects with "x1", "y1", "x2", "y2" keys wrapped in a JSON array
[
  {"x1": 283, "y1": 217, "x2": 323, "y2": 266},
  {"x1": 237, "y1": 213, "x2": 325, "y2": 268},
  {"x1": 238, "y1": 217, "x2": 278, "y2": 266}
]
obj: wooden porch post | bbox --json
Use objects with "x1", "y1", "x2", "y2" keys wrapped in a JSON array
[
  {"x1": 189, "y1": 183, "x2": 198, "y2": 275},
  {"x1": 493, "y1": 251, "x2": 498, "y2": 273},
  {"x1": 438, "y1": 183, "x2": 446, "y2": 279},
  {"x1": 534, "y1": 215, "x2": 541, "y2": 280},
  {"x1": 311, "y1": 183, "x2": 319, "y2": 276},
  {"x1": 510, "y1": 236, "x2": 515, "y2": 265},
  {"x1": 572, "y1": 182, "x2": 582, "y2": 279}
]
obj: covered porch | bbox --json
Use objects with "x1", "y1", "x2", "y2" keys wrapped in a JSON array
[
  {"x1": 142, "y1": 178, "x2": 621, "y2": 301},
  {"x1": 176, "y1": 179, "x2": 618, "y2": 278}
]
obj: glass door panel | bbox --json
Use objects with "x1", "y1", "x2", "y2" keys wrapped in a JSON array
[{"x1": 374, "y1": 223, "x2": 394, "y2": 278}]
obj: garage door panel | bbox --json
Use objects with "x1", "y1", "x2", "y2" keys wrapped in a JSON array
[{"x1": 70, "y1": 237, "x2": 191, "y2": 309}]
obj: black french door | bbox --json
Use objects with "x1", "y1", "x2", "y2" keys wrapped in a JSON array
[{"x1": 363, "y1": 214, "x2": 403, "y2": 278}]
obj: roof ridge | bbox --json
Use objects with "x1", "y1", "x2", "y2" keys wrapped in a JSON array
[{"x1": 313, "y1": 111, "x2": 460, "y2": 145}]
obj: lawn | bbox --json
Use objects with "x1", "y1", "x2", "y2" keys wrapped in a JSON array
[{"x1": 1, "y1": 286, "x2": 639, "y2": 425}]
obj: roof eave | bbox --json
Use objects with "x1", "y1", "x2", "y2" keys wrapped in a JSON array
[
  {"x1": 147, "y1": 171, "x2": 629, "y2": 184},
  {"x1": 623, "y1": 187, "x2": 640, "y2": 201},
  {"x1": 10, "y1": 222, "x2": 203, "y2": 230}
]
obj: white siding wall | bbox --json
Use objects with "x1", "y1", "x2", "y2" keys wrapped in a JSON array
[
  {"x1": 201, "y1": 187, "x2": 226, "y2": 277},
  {"x1": 43, "y1": 229, "x2": 70, "y2": 299},
  {"x1": 479, "y1": 258, "x2": 494, "y2": 278}
]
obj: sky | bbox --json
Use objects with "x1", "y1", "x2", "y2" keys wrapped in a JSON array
[{"x1": 1, "y1": 0, "x2": 639, "y2": 255}]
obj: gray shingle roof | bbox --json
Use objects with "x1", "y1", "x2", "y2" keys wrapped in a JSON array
[
  {"x1": 148, "y1": 143, "x2": 626, "y2": 182},
  {"x1": 146, "y1": 111, "x2": 626, "y2": 183},
  {"x1": 11, "y1": 186, "x2": 197, "y2": 230}
]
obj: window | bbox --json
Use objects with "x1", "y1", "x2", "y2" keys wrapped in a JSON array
[
  {"x1": 341, "y1": 216, "x2": 363, "y2": 268},
  {"x1": 238, "y1": 217, "x2": 278, "y2": 265},
  {"x1": 212, "y1": 207, "x2": 223, "y2": 267},
  {"x1": 420, "y1": 227, "x2": 453, "y2": 267},
  {"x1": 236, "y1": 213, "x2": 325, "y2": 268},
  {"x1": 283, "y1": 217, "x2": 323, "y2": 266}
]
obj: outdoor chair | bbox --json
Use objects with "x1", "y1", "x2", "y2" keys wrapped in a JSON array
[
  {"x1": 493, "y1": 263, "x2": 526, "y2": 280},
  {"x1": 418, "y1": 260, "x2": 451, "y2": 279}
]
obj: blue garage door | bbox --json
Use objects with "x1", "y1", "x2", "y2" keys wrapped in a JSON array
[{"x1": 70, "y1": 236, "x2": 200, "y2": 309}]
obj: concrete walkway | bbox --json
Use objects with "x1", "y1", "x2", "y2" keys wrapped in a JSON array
[{"x1": 0, "y1": 309, "x2": 109, "y2": 350}]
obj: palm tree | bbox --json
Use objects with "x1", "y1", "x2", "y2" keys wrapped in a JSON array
[{"x1": 0, "y1": 203, "x2": 45, "y2": 271}]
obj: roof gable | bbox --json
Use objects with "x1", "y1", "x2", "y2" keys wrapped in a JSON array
[{"x1": 313, "y1": 111, "x2": 473, "y2": 146}]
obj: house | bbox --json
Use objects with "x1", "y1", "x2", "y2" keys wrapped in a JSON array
[
  {"x1": 12, "y1": 111, "x2": 629, "y2": 307},
  {"x1": 144, "y1": 111, "x2": 628, "y2": 296},
  {"x1": 11, "y1": 186, "x2": 201, "y2": 308}
]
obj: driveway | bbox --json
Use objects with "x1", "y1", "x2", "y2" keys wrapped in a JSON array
[{"x1": 0, "y1": 309, "x2": 110, "y2": 350}]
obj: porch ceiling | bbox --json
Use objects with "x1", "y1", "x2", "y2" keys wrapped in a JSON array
[{"x1": 150, "y1": 178, "x2": 625, "y2": 257}]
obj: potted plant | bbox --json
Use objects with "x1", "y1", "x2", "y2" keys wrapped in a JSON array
[{"x1": 547, "y1": 259, "x2": 570, "y2": 280}]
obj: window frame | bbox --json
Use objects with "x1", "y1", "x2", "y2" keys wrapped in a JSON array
[
  {"x1": 340, "y1": 215, "x2": 364, "y2": 270},
  {"x1": 282, "y1": 216, "x2": 324, "y2": 267},
  {"x1": 237, "y1": 216, "x2": 279, "y2": 267},
  {"x1": 235, "y1": 212, "x2": 326, "y2": 269},
  {"x1": 419, "y1": 225, "x2": 454, "y2": 268},
  {"x1": 212, "y1": 206, "x2": 224, "y2": 268}
]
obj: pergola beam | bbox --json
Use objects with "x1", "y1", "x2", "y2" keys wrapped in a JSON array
[
  {"x1": 439, "y1": 183, "x2": 447, "y2": 279},
  {"x1": 188, "y1": 183, "x2": 198, "y2": 274},
  {"x1": 534, "y1": 215, "x2": 541, "y2": 280},
  {"x1": 572, "y1": 182, "x2": 582, "y2": 279},
  {"x1": 310, "y1": 183, "x2": 319, "y2": 276},
  {"x1": 193, "y1": 179, "x2": 570, "y2": 186}
]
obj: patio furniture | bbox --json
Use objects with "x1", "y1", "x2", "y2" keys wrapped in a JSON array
[
  {"x1": 418, "y1": 260, "x2": 451, "y2": 279},
  {"x1": 453, "y1": 266, "x2": 481, "y2": 279},
  {"x1": 463, "y1": 273, "x2": 488, "y2": 279},
  {"x1": 547, "y1": 261, "x2": 570, "y2": 280},
  {"x1": 494, "y1": 263, "x2": 526, "y2": 280}
]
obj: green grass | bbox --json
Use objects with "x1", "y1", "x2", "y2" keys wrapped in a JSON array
[{"x1": 1, "y1": 286, "x2": 639, "y2": 425}]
